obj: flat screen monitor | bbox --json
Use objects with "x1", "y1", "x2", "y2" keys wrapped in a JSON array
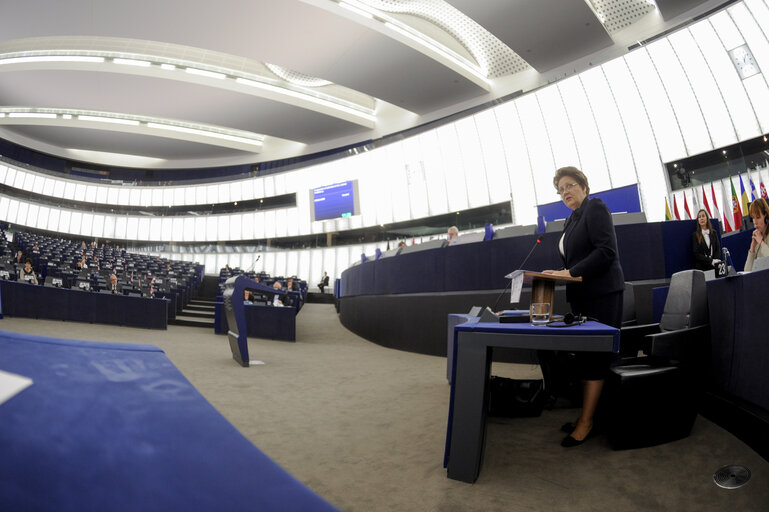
[{"x1": 310, "y1": 180, "x2": 359, "y2": 222}]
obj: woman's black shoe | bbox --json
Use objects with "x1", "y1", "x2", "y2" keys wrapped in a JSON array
[
  {"x1": 560, "y1": 422, "x2": 576, "y2": 434},
  {"x1": 561, "y1": 426, "x2": 594, "y2": 447},
  {"x1": 561, "y1": 434, "x2": 586, "y2": 447}
]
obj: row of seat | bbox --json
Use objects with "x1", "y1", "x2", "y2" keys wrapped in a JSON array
[{"x1": 3, "y1": 229, "x2": 203, "y2": 312}]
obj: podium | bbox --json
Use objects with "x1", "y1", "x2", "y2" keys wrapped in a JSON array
[
  {"x1": 223, "y1": 275, "x2": 287, "y2": 367},
  {"x1": 519, "y1": 271, "x2": 582, "y2": 321}
]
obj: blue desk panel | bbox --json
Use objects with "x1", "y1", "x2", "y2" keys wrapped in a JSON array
[
  {"x1": 0, "y1": 330, "x2": 338, "y2": 512},
  {"x1": 341, "y1": 220, "x2": 702, "y2": 298},
  {"x1": 0, "y1": 280, "x2": 167, "y2": 329}
]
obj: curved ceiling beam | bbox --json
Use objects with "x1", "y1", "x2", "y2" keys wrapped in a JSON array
[
  {"x1": 0, "y1": 107, "x2": 285, "y2": 153},
  {"x1": 0, "y1": 44, "x2": 385, "y2": 129},
  {"x1": 302, "y1": 0, "x2": 498, "y2": 90}
]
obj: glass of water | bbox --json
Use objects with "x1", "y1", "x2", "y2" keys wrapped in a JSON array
[{"x1": 530, "y1": 303, "x2": 550, "y2": 325}]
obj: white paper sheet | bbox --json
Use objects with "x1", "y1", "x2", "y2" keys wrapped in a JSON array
[
  {"x1": 505, "y1": 269, "x2": 525, "y2": 304},
  {"x1": 0, "y1": 370, "x2": 33, "y2": 406}
]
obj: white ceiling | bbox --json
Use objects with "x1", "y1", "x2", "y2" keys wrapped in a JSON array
[{"x1": 0, "y1": 0, "x2": 721, "y2": 171}]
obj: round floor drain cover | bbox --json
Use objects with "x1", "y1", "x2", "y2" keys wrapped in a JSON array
[{"x1": 713, "y1": 465, "x2": 751, "y2": 489}]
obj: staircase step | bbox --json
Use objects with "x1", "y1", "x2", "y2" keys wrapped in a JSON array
[
  {"x1": 180, "y1": 309, "x2": 214, "y2": 319},
  {"x1": 186, "y1": 304, "x2": 215, "y2": 311},
  {"x1": 171, "y1": 315, "x2": 215, "y2": 328},
  {"x1": 189, "y1": 299, "x2": 217, "y2": 306},
  {"x1": 307, "y1": 292, "x2": 335, "y2": 304}
]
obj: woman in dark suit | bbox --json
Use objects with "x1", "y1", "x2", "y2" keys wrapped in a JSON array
[
  {"x1": 544, "y1": 166, "x2": 624, "y2": 447},
  {"x1": 692, "y1": 209, "x2": 721, "y2": 271}
]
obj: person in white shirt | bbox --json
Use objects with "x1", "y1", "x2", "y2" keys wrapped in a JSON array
[
  {"x1": 447, "y1": 226, "x2": 459, "y2": 245},
  {"x1": 19, "y1": 259, "x2": 38, "y2": 285},
  {"x1": 692, "y1": 209, "x2": 721, "y2": 271},
  {"x1": 271, "y1": 281, "x2": 284, "y2": 306}
]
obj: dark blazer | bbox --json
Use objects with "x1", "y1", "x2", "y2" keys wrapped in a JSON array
[
  {"x1": 692, "y1": 230, "x2": 721, "y2": 271},
  {"x1": 560, "y1": 197, "x2": 625, "y2": 303}
]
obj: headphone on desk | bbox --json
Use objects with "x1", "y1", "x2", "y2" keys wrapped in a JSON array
[{"x1": 546, "y1": 312, "x2": 589, "y2": 328}]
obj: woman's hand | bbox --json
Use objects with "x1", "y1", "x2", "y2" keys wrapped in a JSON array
[
  {"x1": 542, "y1": 269, "x2": 572, "y2": 278},
  {"x1": 750, "y1": 229, "x2": 763, "y2": 254}
]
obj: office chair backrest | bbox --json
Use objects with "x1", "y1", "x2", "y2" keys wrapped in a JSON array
[{"x1": 660, "y1": 270, "x2": 707, "y2": 331}]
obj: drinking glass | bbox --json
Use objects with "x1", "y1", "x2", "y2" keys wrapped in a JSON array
[{"x1": 530, "y1": 302, "x2": 550, "y2": 325}]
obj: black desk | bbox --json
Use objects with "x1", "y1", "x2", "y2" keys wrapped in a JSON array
[
  {"x1": 0, "y1": 280, "x2": 167, "y2": 329},
  {"x1": 444, "y1": 321, "x2": 619, "y2": 483}
]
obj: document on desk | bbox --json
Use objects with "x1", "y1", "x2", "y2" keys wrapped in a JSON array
[
  {"x1": 505, "y1": 269, "x2": 525, "y2": 304},
  {"x1": 0, "y1": 369, "x2": 33, "y2": 406}
]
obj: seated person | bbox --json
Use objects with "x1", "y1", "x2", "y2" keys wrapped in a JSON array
[
  {"x1": 271, "y1": 281, "x2": 284, "y2": 306},
  {"x1": 19, "y1": 259, "x2": 38, "y2": 285},
  {"x1": 106, "y1": 273, "x2": 122, "y2": 294},
  {"x1": 745, "y1": 198, "x2": 769, "y2": 271},
  {"x1": 692, "y1": 209, "x2": 721, "y2": 270},
  {"x1": 14, "y1": 250, "x2": 24, "y2": 265},
  {"x1": 286, "y1": 277, "x2": 300, "y2": 292},
  {"x1": 447, "y1": 225, "x2": 459, "y2": 245},
  {"x1": 317, "y1": 272, "x2": 329, "y2": 293},
  {"x1": 244, "y1": 290, "x2": 255, "y2": 304}
]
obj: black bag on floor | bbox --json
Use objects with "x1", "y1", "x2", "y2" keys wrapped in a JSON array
[{"x1": 487, "y1": 376, "x2": 545, "y2": 417}]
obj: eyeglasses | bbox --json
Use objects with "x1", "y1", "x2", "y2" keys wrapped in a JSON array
[{"x1": 557, "y1": 182, "x2": 580, "y2": 196}]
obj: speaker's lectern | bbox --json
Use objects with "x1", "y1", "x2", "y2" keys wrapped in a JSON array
[{"x1": 512, "y1": 271, "x2": 582, "y2": 321}]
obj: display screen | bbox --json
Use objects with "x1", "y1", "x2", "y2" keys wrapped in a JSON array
[{"x1": 310, "y1": 180, "x2": 359, "y2": 222}]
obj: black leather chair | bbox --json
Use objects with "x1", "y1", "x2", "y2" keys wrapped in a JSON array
[{"x1": 604, "y1": 269, "x2": 709, "y2": 450}]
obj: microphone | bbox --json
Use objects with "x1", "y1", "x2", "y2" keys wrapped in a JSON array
[
  {"x1": 722, "y1": 247, "x2": 735, "y2": 275},
  {"x1": 517, "y1": 235, "x2": 543, "y2": 273},
  {"x1": 247, "y1": 255, "x2": 261, "y2": 272},
  {"x1": 490, "y1": 235, "x2": 543, "y2": 312}
]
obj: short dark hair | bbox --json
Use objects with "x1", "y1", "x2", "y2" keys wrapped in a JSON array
[
  {"x1": 25, "y1": 258, "x2": 33, "y2": 265},
  {"x1": 553, "y1": 166, "x2": 590, "y2": 196}
]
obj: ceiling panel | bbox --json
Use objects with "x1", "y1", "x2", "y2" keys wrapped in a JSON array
[
  {"x1": 448, "y1": 0, "x2": 614, "y2": 73},
  {"x1": 318, "y1": 35, "x2": 487, "y2": 115},
  {"x1": 654, "y1": 0, "x2": 717, "y2": 21}
]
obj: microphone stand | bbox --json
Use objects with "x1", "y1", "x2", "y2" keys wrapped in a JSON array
[{"x1": 490, "y1": 235, "x2": 543, "y2": 312}]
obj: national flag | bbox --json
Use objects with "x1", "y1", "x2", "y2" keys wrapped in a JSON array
[
  {"x1": 739, "y1": 173, "x2": 749, "y2": 215},
  {"x1": 750, "y1": 175, "x2": 758, "y2": 201},
  {"x1": 711, "y1": 183, "x2": 720, "y2": 221},
  {"x1": 665, "y1": 197, "x2": 672, "y2": 221},
  {"x1": 723, "y1": 213, "x2": 733, "y2": 233},
  {"x1": 761, "y1": 179, "x2": 768, "y2": 199},
  {"x1": 731, "y1": 177, "x2": 742, "y2": 231},
  {"x1": 683, "y1": 193, "x2": 692, "y2": 220},
  {"x1": 673, "y1": 195, "x2": 681, "y2": 220},
  {"x1": 702, "y1": 186, "x2": 712, "y2": 218},
  {"x1": 721, "y1": 182, "x2": 733, "y2": 233}
]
